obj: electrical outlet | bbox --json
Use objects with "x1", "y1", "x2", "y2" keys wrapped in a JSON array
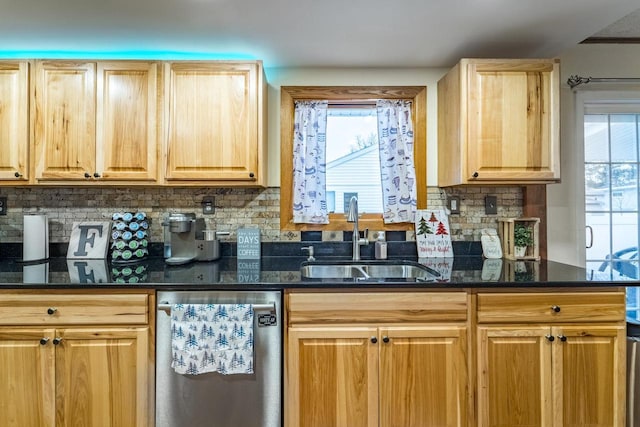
[
  {"x1": 0, "y1": 197, "x2": 6, "y2": 215},
  {"x1": 201, "y1": 196, "x2": 215, "y2": 215},
  {"x1": 485, "y1": 195, "x2": 497, "y2": 215},
  {"x1": 448, "y1": 196, "x2": 460, "y2": 214}
]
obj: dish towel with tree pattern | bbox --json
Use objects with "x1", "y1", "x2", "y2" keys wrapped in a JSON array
[{"x1": 170, "y1": 303, "x2": 254, "y2": 375}]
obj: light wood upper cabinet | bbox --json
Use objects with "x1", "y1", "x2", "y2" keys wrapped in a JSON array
[
  {"x1": 33, "y1": 60, "x2": 159, "y2": 183},
  {"x1": 0, "y1": 61, "x2": 29, "y2": 183},
  {"x1": 286, "y1": 291, "x2": 469, "y2": 427},
  {"x1": 3, "y1": 59, "x2": 266, "y2": 186},
  {"x1": 96, "y1": 62, "x2": 159, "y2": 181},
  {"x1": 438, "y1": 58, "x2": 560, "y2": 186},
  {"x1": 164, "y1": 61, "x2": 267, "y2": 186},
  {"x1": 476, "y1": 291, "x2": 625, "y2": 427},
  {"x1": 33, "y1": 61, "x2": 96, "y2": 181}
]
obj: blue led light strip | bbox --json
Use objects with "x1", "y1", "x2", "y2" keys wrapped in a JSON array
[{"x1": 0, "y1": 50, "x2": 257, "y2": 60}]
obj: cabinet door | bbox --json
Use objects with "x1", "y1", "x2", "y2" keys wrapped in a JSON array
[
  {"x1": 0, "y1": 328, "x2": 55, "y2": 427},
  {"x1": 467, "y1": 60, "x2": 559, "y2": 182},
  {"x1": 0, "y1": 61, "x2": 29, "y2": 182},
  {"x1": 379, "y1": 325, "x2": 468, "y2": 427},
  {"x1": 96, "y1": 62, "x2": 159, "y2": 181},
  {"x1": 55, "y1": 327, "x2": 150, "y2": 427},
  {"x1": 286, "y1": 326, "x2": 378, "y2": 427},
  {"x1": 34, "y1": 61, "x2": 96, "y2": 181},
  {"x1": 165, "y1": 62, "x2": 259, "y2": 182},
  {"x1": 552, "y1": 325, "x2": 625, "y2": 427},
  {"x1": 477, "y1": 325, "x2": 553, "y2": 427}
]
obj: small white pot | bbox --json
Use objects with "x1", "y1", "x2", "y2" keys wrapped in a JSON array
[{"x1": 514, "y1": 246, "x2": 527, "y2": 257}]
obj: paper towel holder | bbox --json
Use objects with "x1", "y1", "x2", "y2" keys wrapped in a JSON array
[{"x1": 23, "y1": 214, "x2": 50, "y2": 262}]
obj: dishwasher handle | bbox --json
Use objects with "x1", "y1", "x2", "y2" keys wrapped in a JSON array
[{"x1": 158, "y1": 301, "x2": 276, "y2": 315}]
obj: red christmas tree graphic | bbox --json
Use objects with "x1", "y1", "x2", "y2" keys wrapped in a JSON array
[
  {"x1": 435, "y1": 221, "x2": 448, "y2": 238},
  {"x1": 428, "y1": 212, "x2": 438, "y2": 227}
]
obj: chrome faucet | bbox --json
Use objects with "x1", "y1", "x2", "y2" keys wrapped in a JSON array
[{"x1": 346, "y1": 196, "x2": 369, "y2": 261}]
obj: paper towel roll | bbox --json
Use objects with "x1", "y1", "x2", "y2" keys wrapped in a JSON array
[{"x1": 23, "y1": 214, "x2": 49, "y2": 262}]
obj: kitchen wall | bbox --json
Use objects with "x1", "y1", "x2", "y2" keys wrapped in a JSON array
[
  {"x1": 0, "y1": 66, "x2": 524, "y2": 245},
  {"x1": 548, "y1": 43, "x2": 640, "y2": 266},
  {"x1": 263, "y1": 67, "x2": 445, "y2": 186},
  {"x1": 0, "y1": 186, "x2": 522, "y2": 243}
]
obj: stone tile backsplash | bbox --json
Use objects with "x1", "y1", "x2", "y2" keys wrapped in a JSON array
[{"x1": 0, "y1": 186, "x2": 522, "y2": 244}]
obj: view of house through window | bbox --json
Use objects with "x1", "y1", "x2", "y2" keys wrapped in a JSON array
[{"x1": 325, "y1": 106, "x2": 382, "y2": 214}]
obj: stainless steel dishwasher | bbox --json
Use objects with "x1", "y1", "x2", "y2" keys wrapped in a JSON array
[{"x1": 156, "y1": 290, "x2": 282, "y2": 427}]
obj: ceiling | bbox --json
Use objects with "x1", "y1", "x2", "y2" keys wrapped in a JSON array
[
  {"x1": 587, "y1": 8, "x2": 640, "y2": 39},
  {"x1": 1, "y1": 0, "x2": 639, "y2": 68}
]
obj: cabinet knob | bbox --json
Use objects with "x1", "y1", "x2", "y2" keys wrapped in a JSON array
[
  {"x1": 249, "y1": 172, "x2": 255, "y2": 179},
  {"x1": 47, "y1": 307, "x2": 57, "y2": 315},
  {"x1": 558, "y1": 335, "x2": 567, "y2": 342},
  {"x1": 551, "y1": 305, "x2": 561, "y2": 313},
  {"x1": 84, "y1": 172, "x2": 91, "y2": 179},
  {"x1": 53, "y1": 337, "x2": 63, "y2": 345},
  {"x1": 472, "y1": 172, "x2": 479, "y2": 178},
  {"x1": 370, "y1": 336, "x2": 378, "y2": 344},
  {"x1": 40, "y1": 338, "x2": 49, "y2": 345},
  {"x1": 93, "y1": 172, "x2": 101, "y2": 178},
  {"x1": 382, "y1": 336, "x2": 390, "y2": 343},
  {"x1": 545, "y1": 334, "x2": 555, "y2": 342},
  {"x1": 14, "y1": 171, "x2": 22, "y2": 178}
]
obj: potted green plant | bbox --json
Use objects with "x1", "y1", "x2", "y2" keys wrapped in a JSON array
[{"x1": 513, "y1": 223, "x2": 533, "y2": 257}]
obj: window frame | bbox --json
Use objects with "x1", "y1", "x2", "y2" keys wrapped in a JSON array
[{"x1": 280, "y1": 86, "x2": 427, "y2": 231}]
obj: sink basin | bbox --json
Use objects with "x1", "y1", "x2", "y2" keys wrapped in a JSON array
[{"x1": 299, "y1": 260, "x2": 440, "y2": 281}]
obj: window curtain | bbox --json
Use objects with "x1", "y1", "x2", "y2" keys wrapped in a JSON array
[
  {"x1": 292, "y1": 100, "x2": 329, "y2": 224},
  {"x1": 376, "y1": 99, "x2": 417, "y2": 223}
]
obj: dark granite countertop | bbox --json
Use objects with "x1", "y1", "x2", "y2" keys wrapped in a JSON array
[
  {"x1": 0, "y1": 254, "x2": 634, "y2": 290},
  {"x1": 0, "y1": 240, "x2": 634, "y2": 289}
]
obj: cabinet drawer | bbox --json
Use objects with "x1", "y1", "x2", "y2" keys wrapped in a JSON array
[
  {"x1": 0, "y1": 293, "x2": 149, "y2": 325},
  {"x1": 288, "y1": 291, "x2": 468, "y2": 324},
  {"x1": 477, "y1": 292, "x2": 625, "y2": 323}
]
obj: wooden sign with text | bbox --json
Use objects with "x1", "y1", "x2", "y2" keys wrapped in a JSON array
[
  {"x1": 415, "y1": 210, "x2": 453, "y2": 258},
  {"x1": 66, "y1": 222, "x2": 110, "y2": 259}
]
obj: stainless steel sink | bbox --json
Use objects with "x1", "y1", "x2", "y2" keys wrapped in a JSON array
[{"x1": 299, "y1": 260, "x2": 440, "y2": 281}]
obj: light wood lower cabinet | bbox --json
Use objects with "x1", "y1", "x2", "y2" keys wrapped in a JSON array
[
  {"x1": 379, "y1": 325, "x2": 467, "y2": 427},
  {"x1": 286, "y1": 291, "x2": 469, "y2": 427},
  {"x1": 0, "y1": 328, "x2": 55, "y2": 426},
  {"x1": 476, "y1": 291, "x2": 626, "y2": 427},
  {"x1": 286, "y1": 289, "x2": 627, "y2": 427},
  {"x1": 287, "y1": 326, "x2": 379, "y2": 427},
  {"x1": 0, "y1": 291, "x2": 154, "y2": 427}
]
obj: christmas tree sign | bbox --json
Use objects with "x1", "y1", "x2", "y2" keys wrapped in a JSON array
[{"x1": 415, "y1": 209, "x2": 453, "y2": 257}]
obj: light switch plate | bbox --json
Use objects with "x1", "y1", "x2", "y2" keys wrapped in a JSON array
[
  {"x1": 448, "y1": 196, "x2": 460, "y2": 214},
  {"x1": 485, "y1": 195, "x2": 497, "y2": 215}
]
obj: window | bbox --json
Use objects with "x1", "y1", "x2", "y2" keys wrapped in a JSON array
[
  {"x1": 586, "y1": 111, "x2": 640, "y2": 279},
  {"x1": 326, "y1": 106, "x2": 381, "y2": 214},
  {"x1": 578, "y1": 92, "x2": 640, "y2": 284},
  {"x1": 280, "y1": 86, "x2": 427, "y2": 231}
]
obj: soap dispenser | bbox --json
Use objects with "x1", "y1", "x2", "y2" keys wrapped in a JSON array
[{"x1": 374, "y1": 232, "x2": 387, "y2": 260}]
